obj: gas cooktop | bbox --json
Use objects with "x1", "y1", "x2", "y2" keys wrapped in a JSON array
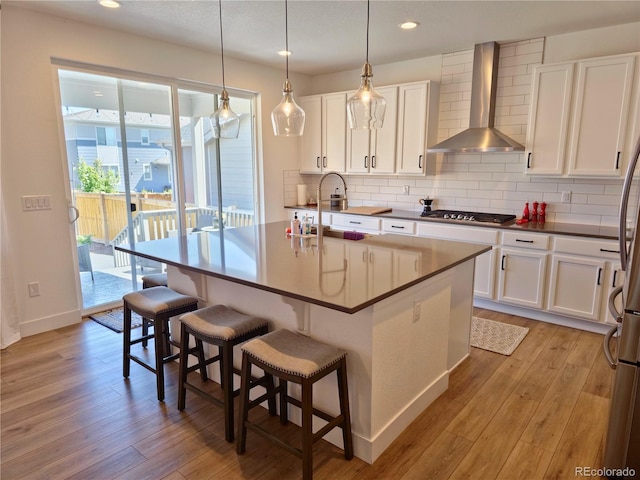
[{"x1": 420, "y1": 209, "x2": 516, "y2": 224}]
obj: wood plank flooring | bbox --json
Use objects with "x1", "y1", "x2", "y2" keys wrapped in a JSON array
[{"x1": 1, "y1": 308, "x2": 613, "y2": 479}]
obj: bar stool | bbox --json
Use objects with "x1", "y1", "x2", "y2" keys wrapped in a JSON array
[
  {"x1": 140, "y1": 273, "x2": 168, "y2": 349},
  {"x1": 123, "y1": 286, "x2": 199, "y2": 401},
  {"x1": 236, "y1": 329, "x2": 353, "y2": 480},
  {"x1": 178, "y1": 305, "x2": 271, "y2": 442}
]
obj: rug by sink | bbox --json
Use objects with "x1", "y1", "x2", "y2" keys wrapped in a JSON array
[
  {"x1": 90, "y1": 308, "x2": 143, "y2": 333},
  {"x1": 471, "y1": 317, "x2": 529, "y2": 356}
]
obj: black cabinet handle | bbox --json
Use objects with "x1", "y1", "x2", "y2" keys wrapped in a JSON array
[
  {"x1": 616, "y1": 151, "x2": 621, "y2": 169},
  {"x1": 501, "y1": 255, "x2": 506, "y2": 271},
  {"x1": 597, "y1": 267, "x2": 603, "y2": 286},
  {"x1": 316, "y1": 156, "x2": 320, "y2": 168},
  {"x1": 612, "y1": 270, "x2": 618, "y2": 288},
  {"x1": 372, "y1": 155, "x2": 376, "y2": 168},
  {"x1": 515, "y1": 239, "x2": 534, "y2": 243},
  {"x1": 349, "y1": 220, "x2": 362, "y2": 225},
  {"x1": 391, "y1": 225, "x2": 405, "y2": 229},
  {"x1": 322, "y1": 156, "x2": 327, "y2": 168},
  {"x1": 527, "y1": 152, "x2": 532, "y2": 169},
  {"x1": 418, "y1": 154, "x2": 423, "y2": 169},
  {"x1": 364, "y1": 155, "x2": 368, "y2": 168},
  {"x1": 600, "y1": 248, "x2": 621, "y2": 254}
]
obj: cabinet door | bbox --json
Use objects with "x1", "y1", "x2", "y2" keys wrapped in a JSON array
[
  {"x1": 525, "y1": 63, "x2": 574, "y2": 176},
  {"x1": 567, "y1": 55, "x2": 636, "y2": 176},
  {"x1": 498, "y1": 248, "x2": 548, "y2": 309},
  {"x1": 473, "y1": 248, "x2": 496, "y2": 299},
  {"x1": 299, "y1": 95, "x2": 322, "y2": 173},
  {"x1": 396, "y1": 83, "x2": 428, "y2": 175},
  {"x1": 548, "y1": 254, "x2": 605, "y2": 321},
  {"x1": 368, "y1": 247, "x2": 393, "y2": 297},
  {"x1": 394, "y1": 251, "x2": 421, "y2": 287},
  {"x1": 346, "y1": 127, "x2": 370, "y2": 173},
  {"x1": 370, "y1": 86, "x2": 398, "y2": 174},
  {"x1": 322, "y1": 93, "x2": 347, "y2": 172},
  {"x1": 347, "y1": 243, "x2": 369, "y2": 302}
]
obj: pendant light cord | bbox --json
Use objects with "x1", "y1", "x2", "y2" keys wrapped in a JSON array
[
  {"x1": 365, "y1": 0, "x2": 370, "y2": 64},
  {"x1": 218, "y1": 0, "x2": 226, "y2": 88},
  {"x1": 285, "y1": 0, "x2": 290, "y2": 81}
]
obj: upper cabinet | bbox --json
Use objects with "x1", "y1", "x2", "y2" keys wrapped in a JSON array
[
  {"x1": 300, "y1": 81, "x2": 438, "y2": 175},
  {"x1": 396, "y1": 82, "x2": 439, "y2": 175},
  {"x1": 299, "y1": 93, "x2": 347, "y2": 173},
  {"x1": 526, "y1": 53, "x2": 639, "y2": 177},
  {"x1": 346, "y1": 86, "x2": 398, "y2": 174}
]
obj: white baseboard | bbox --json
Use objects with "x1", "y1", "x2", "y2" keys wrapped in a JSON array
[{"x1": 20, "y1": 309, "x2": 81, "y2": 337}]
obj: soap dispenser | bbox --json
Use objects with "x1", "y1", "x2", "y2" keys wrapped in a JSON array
[{"x1": 291, "y1": 212, "x2": 300, "y2": 235}]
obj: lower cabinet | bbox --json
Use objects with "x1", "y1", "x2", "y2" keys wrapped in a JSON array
[
  {"x1": 497, "y1": 247, "x2": 548, "y2": 309},
  {"x1": 547, "y1": 254, "x2": 605, "y2": 321}
]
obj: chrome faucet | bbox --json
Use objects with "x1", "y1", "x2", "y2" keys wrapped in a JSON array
[{"x1": 317, "y1": 171, "x2": 347, "y2": 241}]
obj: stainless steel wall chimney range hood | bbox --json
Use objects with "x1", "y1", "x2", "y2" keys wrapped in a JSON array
[{"x1": 428, "y1": 42, "x2": 525, "y2": 153}]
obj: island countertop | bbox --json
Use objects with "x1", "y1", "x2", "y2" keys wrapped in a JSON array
[{"x1": 116, "y1": 220, "x2": 490, "y2": 314}]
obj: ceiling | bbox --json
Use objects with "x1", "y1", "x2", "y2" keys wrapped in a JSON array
[{"x1": 11, "y1": 0, "x2": 640, "y2": 75}]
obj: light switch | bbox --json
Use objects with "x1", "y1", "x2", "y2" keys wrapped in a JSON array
[{"x1": 22, "y1": 195, "x2": 52, "y2": 211}]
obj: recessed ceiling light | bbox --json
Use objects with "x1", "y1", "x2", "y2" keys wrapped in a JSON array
[
  {"x1": 399, "y1": 21, "x2": 419, "y2": 30},
  {"x1": 278, "y1": 50, "x2": 292, "y2": 57},
  {"x1": 99, "y1": 0, "x2": 121, "y2": 9}
]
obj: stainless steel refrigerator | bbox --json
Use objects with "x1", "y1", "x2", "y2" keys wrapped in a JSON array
[{"x1": 603, "y1": 134, "x2": 640, "y2": 477}]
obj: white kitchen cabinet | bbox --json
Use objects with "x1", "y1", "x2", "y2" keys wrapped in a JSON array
[
  {"x1": 416, "y1": 223, "x2": 498, "y2": 299},
  {"x1": 382, "y1": 218, "x2": 416, "y2": 236},
  {"x1": 345, "y1": 243, "x2": 395, "y2": 299},
  {"x1": 395, "y1": 81, "x2": 439, "y2": 175},
  {"x1": 525, "y1": 53, "x2": 638, "y2": 178},
  {"x1": 525, "y1": 63, "x2": 574, "y2": 175},
  {"x1": 567, "y1": 55, "x2": 636, "y2": 176},
  {"x1": 346, "y1": 86, "x2": 398, "y2": 174},
  {"x1": 394, "y1": 250, "x2": 422, "y2": 287},
  {"x1": 331, "y1": 213, "x2": 380, "y2": 232},
  {"x1": 497, "y1": 247, "x2": 548, "y2": 309},
  {"x1": 299, "y1": 93, "x2": 347, "y2": 173},
  {"x1": 547, "y1": 254, "x2": 605, "y2": 321}
]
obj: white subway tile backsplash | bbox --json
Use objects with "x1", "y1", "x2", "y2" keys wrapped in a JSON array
[{"x1": 283, "y1": 39, "x2": 621, "y2": 227}]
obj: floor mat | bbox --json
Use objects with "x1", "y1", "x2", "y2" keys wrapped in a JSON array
[
  {"x1": 470, "y1": 317, "x2": 529, "y2": 356},
  {"x1": 90, "y1": 308, "x2": 143, "y2": 333}
]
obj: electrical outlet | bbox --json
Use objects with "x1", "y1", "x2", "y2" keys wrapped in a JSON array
[
  {"x1": 28, "y1": 282, "x2": 40, "y2": 297},
  {"x1": 413, "y1": 301, "x2": 421, "y2": 322},
  {"x1": 561, "y1": 191, "x2": 572, "y2": 203},
  {"x1": 403, "y1": 185, "x2": 410, "y2": 195}
]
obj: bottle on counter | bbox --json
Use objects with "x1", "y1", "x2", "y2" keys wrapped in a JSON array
[
  {"x1": 538, "y1": 202, "x2": 546, "y2": 223},
  {"x1": 531, "y1": 201, "x2": 538, "y2": 222},
  {"x1": 303, "y1": 214, "x2": 312, "y2": 235},
  {"x1": 291, "y1": 212, "x2": 300, "y2": 235}
]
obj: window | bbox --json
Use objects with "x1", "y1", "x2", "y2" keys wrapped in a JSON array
[
  {"x1": 96, "y1": 126, "x2": 117, "y2": 146},
  {"x1": 102, "y1": 164, "x2": 120, "y2": 179},
  {"x1": 143, "y1": 164, "x2": 152, "y2": 180},
  {"x1": 141, "y1": 129, "x2": 150, "y2": 145}
]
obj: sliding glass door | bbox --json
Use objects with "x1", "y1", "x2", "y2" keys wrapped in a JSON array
[{"x1": 56, "y1": 65, "x2": 257, "y2": 314}]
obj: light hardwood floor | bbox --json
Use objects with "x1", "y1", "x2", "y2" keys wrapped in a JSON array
[{"x1": 1, "y1": 308, "x2": 613, "y2": 479}]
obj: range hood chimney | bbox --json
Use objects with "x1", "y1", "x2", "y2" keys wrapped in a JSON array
[{"x1": 428, "y1": 42, "x2": 525, "y2": 153}]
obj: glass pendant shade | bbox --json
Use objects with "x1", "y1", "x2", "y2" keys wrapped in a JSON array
[
  {"x1": 272, "y1": 79, "x2": 305, "y2": 136},
  {"x1": 347, "y1": 63, "x2": 386, "y2": 130},
  {"x1": 210, "y1": 89, "x2": 240, "y2": 139}
]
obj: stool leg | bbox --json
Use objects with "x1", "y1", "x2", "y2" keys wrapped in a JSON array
[
  {"x1": 123, "y1": 304, "x2": 132, "y2": 378},
  {"x1": 154, "y1": 317, "x2": 166, "y2": 402},
  {"x1": 236, "y1": 352, "x2": 251, "y2": 454},
  {"x1": 142, "y1": 318, "x2": 149, "y2": 348},
  {"x1": 279, "y1": 379, "x2": 289, "y2": 425},
  {"x1": 195, "y1": 339, "x2": 208, "y2": 381},
  {"x1": 266, "y1": 373, "x2": 277, "y2": 416},
  {"x1": 301, "y1": 380, "x2": 314, "y2": 480},
  {"x1": 337, "y1": 359, "x2": 353, "y2": 460},
  {"x1": 177, "y1": 323, "x2": 189, "y2": 411},
  {"x1": 222, "y1": 341, "x2": 234, "y2": 442}
]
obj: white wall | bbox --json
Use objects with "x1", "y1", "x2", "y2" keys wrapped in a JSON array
[
  {"x1": 1, "y1": 6, "x2": 307, "y2": 336},
  {"x1": 286, "y1": 23, "x2": 640, "y2": 226}
]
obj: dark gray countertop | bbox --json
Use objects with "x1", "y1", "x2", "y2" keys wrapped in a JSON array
[
  {"x1": 115, "y1": 220, "x2": 490, "y2": 314},
  {"x1": 285, "y1": 205, "x2": 620, "y2": 240}
]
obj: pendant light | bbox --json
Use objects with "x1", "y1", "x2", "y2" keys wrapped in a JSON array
[
  {"x1": 271, "y1": 0, "x2": 305, "y2": 136},
  {"x1": 210, "y1": 0, "x2": 240, "y2": 139},
  {"x1": 347, "y1": 0, "x2": 386, "y2": 129}
]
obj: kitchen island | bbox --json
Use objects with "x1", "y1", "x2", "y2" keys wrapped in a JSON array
[{"x1": 116, "y1": 221, "x2": 490, "y2": 463}]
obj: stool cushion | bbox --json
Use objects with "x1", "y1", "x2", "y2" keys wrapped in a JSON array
[
  {"x1": 123, "y1": 286, "x2": 198, "y2": 318},
  {"x1": 142, "y1": 273, "x2": 168, "y2": 289},
  {"x1": 241, "y1": 329, "x2": 346, "y2": 379},
  {"x1": 180, "y1": 305, "x2": 268, "y2": 342}
]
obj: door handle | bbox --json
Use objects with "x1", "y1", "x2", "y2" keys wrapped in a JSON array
[
  {"x1": 612, "y1": 270, "x2": 618, "y2": 288},
  {"x1": 603, "y1": 325, "x2": 619, "y2": 370},
  {"x1": 322, "y1": 156, "x2": 327, "y2": 168},
  {"x1": 608, "y1": 285, "x2": 624, "y2": 324},
  {"x1": 316, "y1": 156, "x2": 320, "y2": 168},
  {"x1": 371, "y1": 155, "x2": 376, "y2": 168},
  {"x1": 597, "y1": 267, "x2": 602, "y2": 285},
  {"x1": 418, "y1": 155, "x2": 423, "y2": 169},
  {"x1": 501, "y1": 254, "x2": 506, "y2": 271},
  {"x1": 527, "y1": 152, "x2": 532, "y2": 168},
  {"x1": 68, "y1": 205, "x2": 80, "y2": 224},
  {"x1": 364, "y1": 155, "x2": 368, "y2": 168}
]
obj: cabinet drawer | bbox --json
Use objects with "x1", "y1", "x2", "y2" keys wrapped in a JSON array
[
  {"x1": 331, "y1": 214, "x2": 380, "y2": 232},
  {"x1": 417, "y1": 223, "x2": 499, "y2": 244},
  {"x1": 553, "y1": 236, "x2": 621, "y2": 259},
  {"x1": 502, "y1": 231, "x2": 550, "y2": 250},
  {"x1": 382, "y1": 219, "x2": 416, "y2": 235}
]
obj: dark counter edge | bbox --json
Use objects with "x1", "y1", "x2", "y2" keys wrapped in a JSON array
[
  {"x1": 115, "y1": 237, "x2": 490, "y2": 315},
  {"x1": 285, "y1": 205, "x2": 621, "y2": 240}
]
